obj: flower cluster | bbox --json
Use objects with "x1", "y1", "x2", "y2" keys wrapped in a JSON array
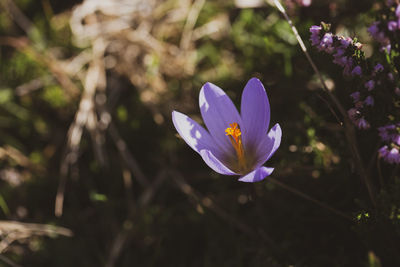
[
  {"x1": 309, "y1": 22, "x2": 400, "y2": 165},
  {"x1": 378, "y1": 123, "x2": 400, "y2": 164},
  {"x1": 368, "y1": 1, "x2": 400, "y2": 53},
  {"x1": 309, "y1": 24, "x2": 364, "y2": 77}
]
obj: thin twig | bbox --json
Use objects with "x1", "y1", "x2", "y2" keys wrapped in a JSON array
[
  {"x1": 105, "y1": 171, "x2": 166, "y2": 267},
  {"x1": 268, "y1": 177, "x2": 353, "y2": 221},
  {"x1": 180, "y1": 0, "x2": 206, "y2": 50},
  {"x1": 0, "y1": 0, "x2": 35, "y2": 34},
  {"x1": 170, "y1": 169, "x2": 283, "y2": 256},
  {"x1": 0, "y1": 254, "x2": 22, "y2": 267},
  {"x1": 272, "y1": 0, "x2": 376, "y2": 207},
  {"x1": 108, "y1": 122, "x2": 150, "y2": 187}
]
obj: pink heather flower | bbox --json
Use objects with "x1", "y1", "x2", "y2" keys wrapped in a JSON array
[
  {"x1": 394, "y1": 135, "x2": 400, "y2": 146},
  {"x1": 310, "y1": 26, "x2": 322, "y2": 46},
  {"x1": 172, "y1": 78, "x2": 281, "y2": 183},
  {"x1": 368, "y1": 22, "x2": 380, "y2": 36},
  {"x1": 378, "y1": 125, "x2": 395, "y2": 142},
  {"x1": 319, "y1": 33, "x2": 334, "y2": 53},
  {"x1": 364, "y1": 96, "x2": 374, "y2": 106},
  {"x1": 354, "y1": 42, "x2": 363, "y2": 50},
  {"x1": 396, "y1": 4, "x2": 400, "y2": 18},
  {"x1": 347, "y1": 108, "x2": 358, "y2": 119},
  {"x1": 374, "y1": 63, "x2": 384, "y2": 73},
  {"x1": 379, "y1": 146, "x2": 400, "y2": 164},
  {"x1": 382, "y1": 44, "x2": 391, "y2": 53},
  {"x1": 300, "y1": 0, "x2": 311, "y2": 6},
  {"x1": 365, "y1": 80, "x2": 375, "y2": 91},
  {"x1": 351, "y1": 66, "x2": 362, "y2": 76},
  {"x1": 340, "y1": 37, "x2": 352, "y2": 48},
  {"x1": 387, "y1": 148, "x2": 400, "y2": 164},
  {"x1": 368, "y1": 22, "x2": 390, "y2": 48},
  {"x1": 387, "y1": 0, "x2": 395, "y2": 6},
  {"x1": 357, "y1": 118, "x2": 370, "y2": 130},
  {"x1": 379, "y1": 146, "x2": 389, "y2": 158},
  {"x1": 388, "y1": 21, "x2": 398, "y2": 31},
  {"x1": 350, "y1": 91, "x2": 361, "y2": 102},
  {"x1": 379, "y1": 124, "x2": 400, "y2": 144}
]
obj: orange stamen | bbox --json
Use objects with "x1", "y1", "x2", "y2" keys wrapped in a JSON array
[{"x1": 225, "y1": 123, "x2": 246, "y2": 170}]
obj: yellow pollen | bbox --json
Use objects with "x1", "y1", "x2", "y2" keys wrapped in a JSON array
[{"x1": 225, "y1": 123, "x2": 246, "y2": 171}]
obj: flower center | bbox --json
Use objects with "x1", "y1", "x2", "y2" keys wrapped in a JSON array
[{"x1": 225, "y1": 123, "x2": 246, "y2": 171}]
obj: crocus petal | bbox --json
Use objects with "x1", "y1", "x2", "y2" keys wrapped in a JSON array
[
  {"x1": 238, "y1": 166, "x2": 274, "y2": 182},
  {"x1": 172, "y1": 111, "x2": 218, "y2": 154},
  {"x1": 254, "y1": 123, "x2": 282, "y2": 167},
  {"x1": 240, "y1": 78, "x2": 270, "y2": 151},
  {"x1": 200, "y1": 149, "x2": 237, "y2": 175},
  {"x1": 199, "y1": 82, "x2": 242, "y2": 155}
]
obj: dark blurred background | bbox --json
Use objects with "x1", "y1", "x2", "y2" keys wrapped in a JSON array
[{"x1": 0, "y1": 0, "x2": 398, "y2": 266}]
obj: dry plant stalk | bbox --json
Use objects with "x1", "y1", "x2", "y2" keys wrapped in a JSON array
[
  {"x1": 0, "y1": 220, "x2": 73, "y2": 253},
  {"x1": 272, "y1": 0, "x2": 376, "y2": 206}
]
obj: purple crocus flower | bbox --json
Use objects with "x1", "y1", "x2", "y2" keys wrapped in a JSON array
[{"x1": 172, "y1": 78, "x2": 282, "y2": 183}]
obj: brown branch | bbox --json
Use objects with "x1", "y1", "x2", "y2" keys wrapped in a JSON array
[{"x1": 107, "y1": 122, "x2": 150, "y2": 187}]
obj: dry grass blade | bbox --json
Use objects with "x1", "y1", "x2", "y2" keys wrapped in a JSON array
[{"x1": 0, "y1": 220, "x2": 73, "y2": 254}]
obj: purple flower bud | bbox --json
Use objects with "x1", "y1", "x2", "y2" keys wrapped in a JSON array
[
  {"x1": 351, "y1": 66, "x2": 362, "y2": 76},
  {"x1": 347, "y1": 108, "x2": 359, "y2": 119},
  {"x1": 364, "y1": 96, "x2": 374, "y2": 106},
  {"x1": 310, "y1": 25, "x2": 322, "y2": 34},
  {"x1": 393, "y1": 135, "x2": 400, "y2": 146},
  {"x1": 340, "y1": 37, "x2": 352, "y2": 48},
  {"x1": 310, "y1": 26, "x2": 322, "y2": 46},
  {"x1": 382, "y1": 44, "x2": 391, "y2": 53},
  {"x1": 357, "y1": 118, "x2": 370, "y2": 130},
  {"x1": 396, "y1": 4, "x2": 400, "y2": 18},
  {"x1": 379, "y1": 146, "x2": 389, "y2": 158},
  {"x1": 319, "y1": 33, "x2": 334, "y2": 53},
  {"x1": 368, "y1": 22, "x2": 380, "y2": 36},
  {"x1": 387, "y1": 148, "x2": 400, "y2": 164},
  {"x1": 374, "y1": 63, "x2": 384, "y2": 73},
  {"x1": 379, "y1": 124, "x2": 397, "y2": 142},
  {"x1": 387, "y1": 0, "x2": 394, "y2": 6},
  {"x1": 350, "y1": 91, "x2": 361, "y2": 102},
  {"x1": 365, "y1": 80, "x2": 375, "y2": 91},
  {"x1": 388, "y1": 21, "x2": 398, "y2": 31}
]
